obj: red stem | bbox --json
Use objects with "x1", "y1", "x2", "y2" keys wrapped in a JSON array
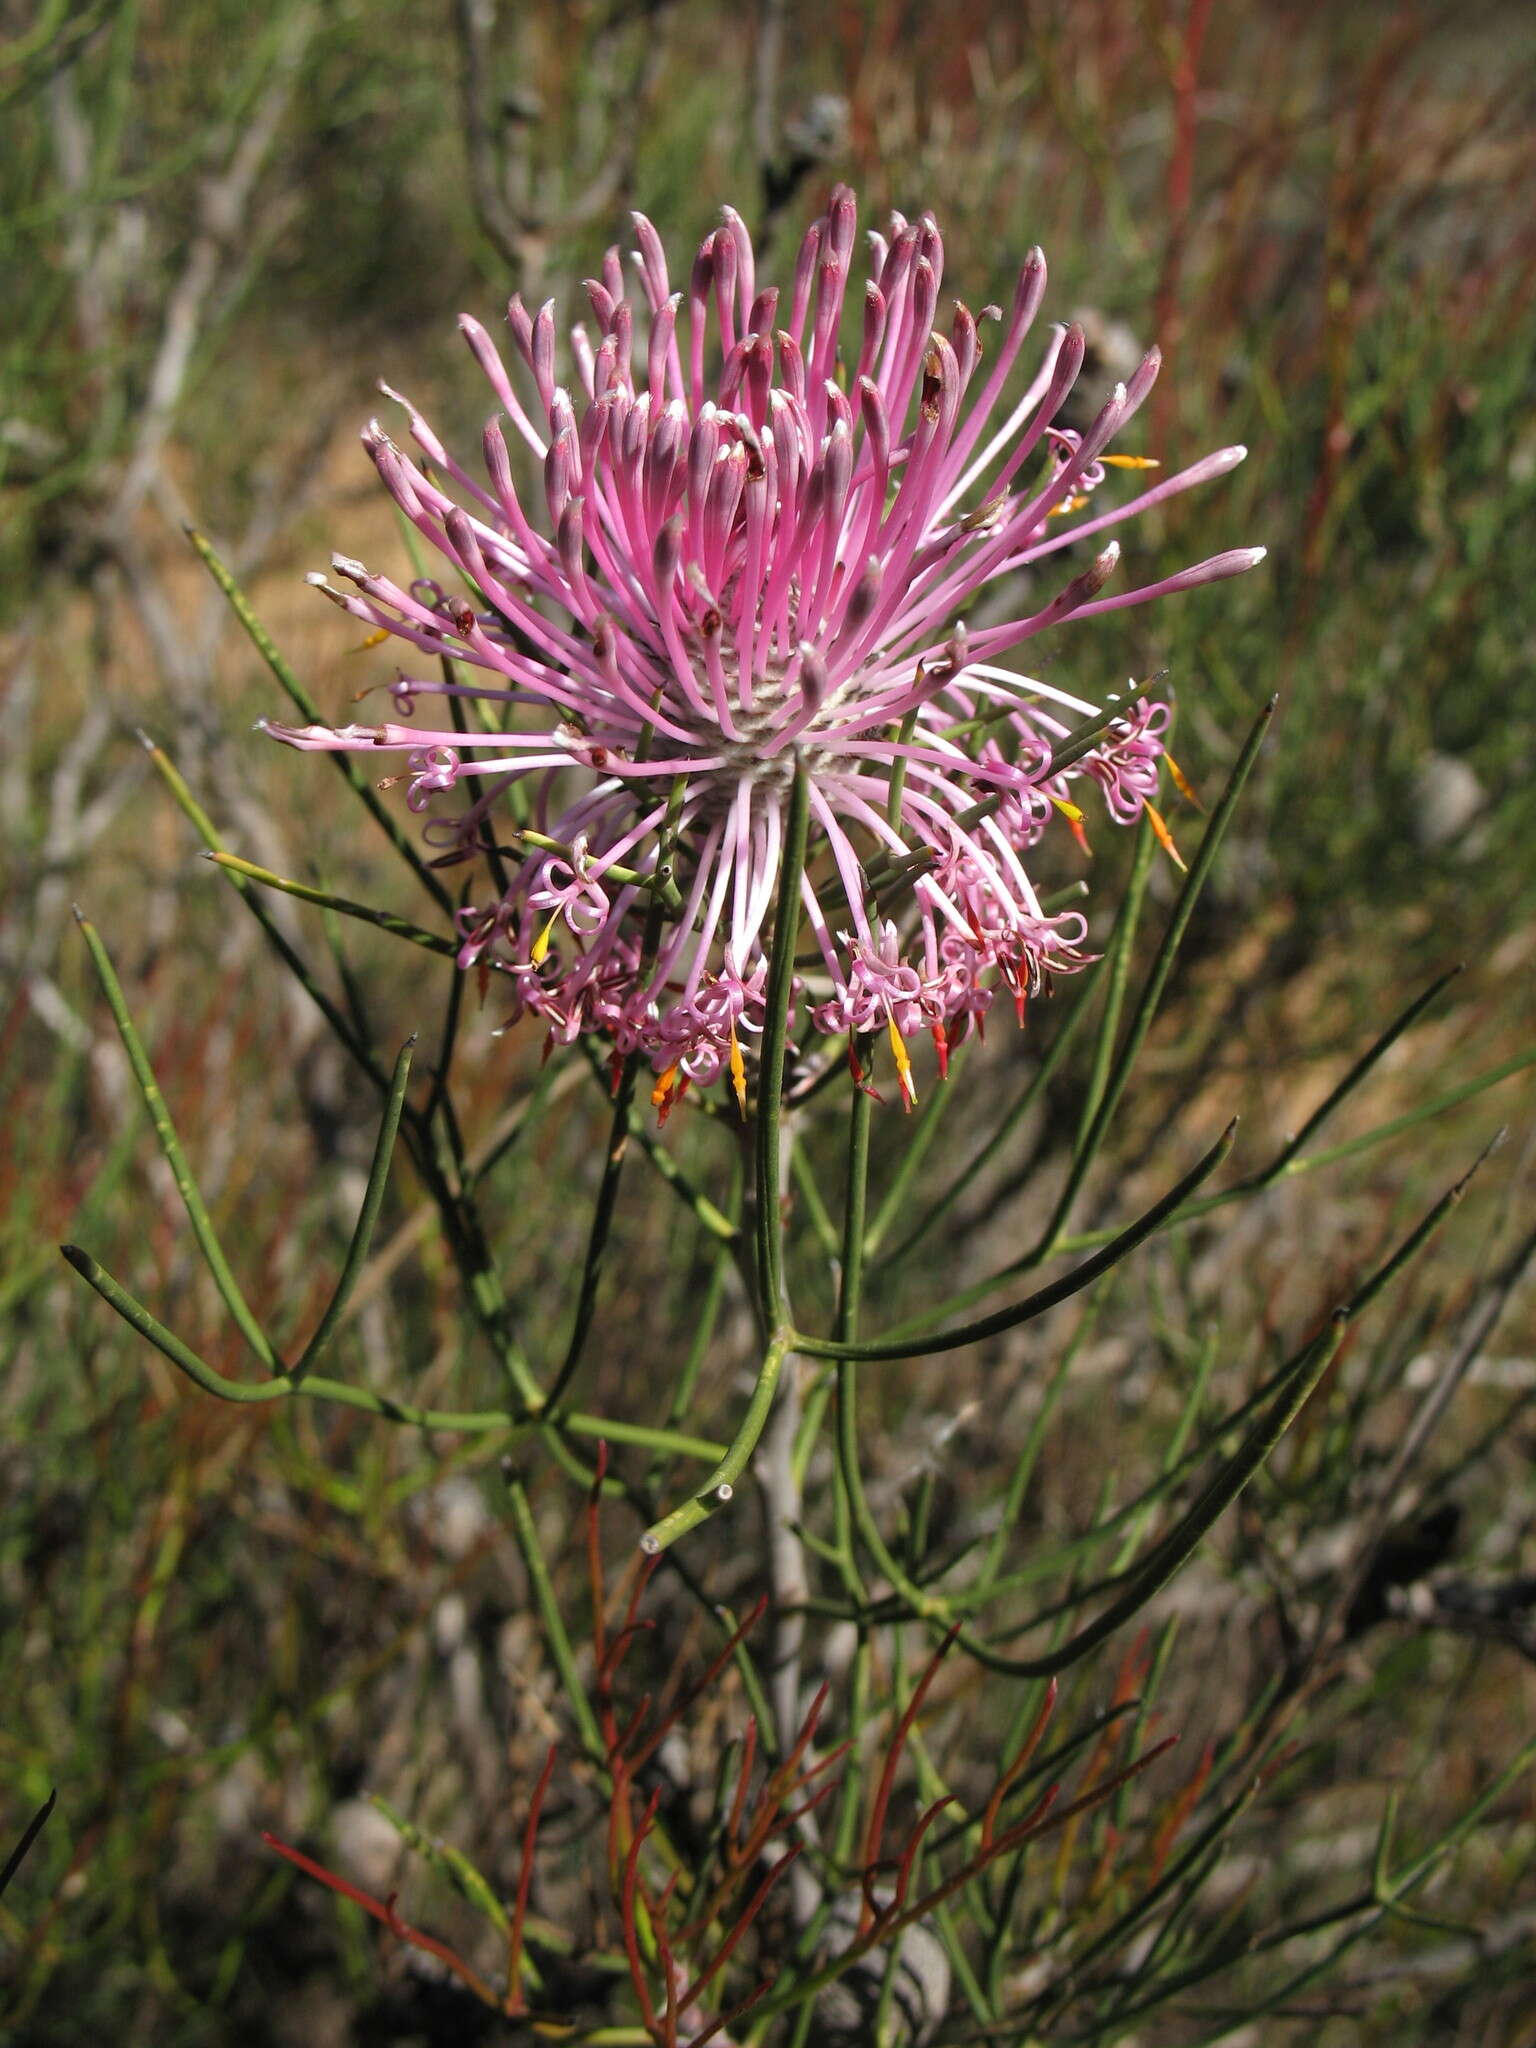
[
  {"x1": 601, "y1": 1619, "x2": 658, "y2": 1692},
  {"x1": 726, "y1": 1717, "x2": 758, "y2": 1847},
  {"x1": 982, "y1": 1678, "x2": 1058, "y2": 1849},
  {"x1": 683, "y1": 1845, "x2": 801, "y2": 2013},
  {"x1": 890, "y1": 1795, "x2": 956, "y2": 1915},
  {"x1": 505, "y1": 1742, "x2": 558, "y2": 2016},
  {"x1": 1145, "y1": 1738, "x2": 1214, "y2": 1886},
  {"x1": 859, "y1": 1626, "x2": 959, "y2": 1930},
  {"x1": 656, "y1": 1888, "x2": 680, "y2": 2048},
  {"x1": 262, "y1": 1832, "x2": 498, "y2": 2009},
  {"x1": 688, "y1": 1975, "x2": 772, "y2": 2048},
  {"x1": 627, "y1": 1595, "x2": 767, "y2": 1775},
  {"x1": 620, "y1": 1789, "x2": 663, "y2": 2039}
]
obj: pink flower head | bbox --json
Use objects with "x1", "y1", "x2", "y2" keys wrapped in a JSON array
[{"x1": 268, "y1": 188, "x2": 1261, "y2": 1107}]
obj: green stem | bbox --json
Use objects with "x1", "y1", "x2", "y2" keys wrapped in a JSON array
[
  {"x1": 837, "y1": 1083, "x2": 871, "y2": 1346},
  {"x1": 576, "y1": 1040, "x2": 737, "y2": 1243},
  {"x1": 543, "y1": 1055, "x2": 642, "y2": 1410},
  {"x1": 634, "y1": 771, "x2": 808, "y2": 1550},
  {"x1": 290, "y1": 1038, "x2": 415, "y2": 1384},
  {"x1": 59, "y1": 1244, "x2": 724, "y2": 1461},
  {"x1": 144, "y1": 735, "x2": 548, "y2": 1427},
  {"x1": 1037, "y1": 695, "x2": 1274, "y2": 1254},
  {"x1": 873, "y1": 946, "x2": 1097, "y2": 1269},
  {"x1": 186, "y1": 527, "x2": 454, "y2": 917},
  {"x1": 1074, "y1": 811, "x2": 1155, "y2": 1151},
  {"x1": 203, "y1": 852, "x2": 456, "y2": 958},
  {"x1": 640, "y1": 1327, "x2": 795, "y2": 1554},
  {"x1": 74, "y1": 909, "x2": 280, "y2": 1373},
  {"x1": 861, "y1": 1033, "x2": 971, "y2": 1259},
  {"x1": 795, "y1": 1120, "x2": 1235, "y2": 1361},
  {"x1": 834, "y1": 1084, "x2": 949, "y2": 1615},
  {"x1": 503, "y1": 1475, "x2": 606, "y2": 1765},
  {"x1": 1235, "y1": 962, "x2": 1464, "y2": 1190},
  {"x1": 139, "y1": 733, "x2": 389, "y2": 1087},
  {"x1": 753, "y1": 763, "x2": 810, "y2": 1324},
  {"x1": 545, "y1": 779, "x2": 697, "y2": 1412},
  {"x1": 962, "y1": 1144, "x2": 1483, "y2": 1677},
  {"x1": 959, "y1": 1317, "x2": 1349, "y2": 1678}
]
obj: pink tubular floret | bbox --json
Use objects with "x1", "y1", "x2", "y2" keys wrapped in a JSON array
[{"x1": 271, "y1": 188, "x2": 1263, "y2": 1101}]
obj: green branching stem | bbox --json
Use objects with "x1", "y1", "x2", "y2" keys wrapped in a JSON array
[
  {"x1": 58, "y1": 1244, "x2": 726, "y2": 1463},
  {"x1": 835, "y1": 1083, "x2": 951, "y2": 1616},
  {"x1": 543, "y1": 1055, "x2": 643, "y2": 1411},
  {"x1": 755, "y1": 760, "x2": 810, "y2": 1325},
  {"x1": 634, "y1": 768, "x2": 810, "y2": 1552},
  {"x1": 74, "y1": 908, "x2": 280, "y2": 1373},
  {"x1": 203, "y1": 852, "x2": 456, "y2": 958},
  {"x1": 1075, "y1": 810, "x2": 1156, "y2": 1151},
  {"x1": 138, "y1": 732, "x2": 389, "y2": 1088},
  {"x1": 794, "y1": 1121, "x2": 1236, "y2": 1362},
  {"x1": 149, "y1": 730, "x2": 548, "y2": 1417},
  {"x1": 1037, "y1": 695, "x2": 1275, "y2": 1255},
  {"x1": 575, "y1": 1040, "x2": 738, "y2": 1244},
  {"x1": 960, "y1": 1144, "x2": 1485, "y2": 1677},
  {"x1": 186, "y1": 528, "x2": 455, "y2": 916},
  {"x1": 871, "y1": 939, "x2": 1096, "y2": 1268},
  {"x1": 290, "y1": 1037, "x2": 415, "y2": 1384},
  {"x1": 639, "y1": 1326, "x2": 795, "y2": 1554},
  {"x1": 544, "y1": 783, "x2": 708, "y2": 1408},
  {"x1": 803, "y1": 1096, "x2": 882, "y2": 1899},
  {"x1": 1229, "y1": 961, "x2": 1464, "y2": 1192},
  {"x1": 503, "y1": 1473, "x2": 606, "y2": 1765}
]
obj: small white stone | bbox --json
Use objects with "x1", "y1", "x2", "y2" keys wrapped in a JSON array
[
  {"x1": 1413, "y1": 753, "x2": 1485, "y2": 849},
  {"x1": 413, "y1": 1476, "x2": 491, "y2": 1561},
  {"x1": 330, "y1": 1799, "x2": 401, "y2": 1896}
]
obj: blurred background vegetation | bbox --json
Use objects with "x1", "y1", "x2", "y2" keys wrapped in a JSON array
[{"x1": 2, "y1": 1, "x2": 1534, "y2": 2042}]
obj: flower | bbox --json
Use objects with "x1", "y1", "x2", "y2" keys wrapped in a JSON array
[{"x1": 268, "y1": 187, "x2": 1261, "y2": 1110}]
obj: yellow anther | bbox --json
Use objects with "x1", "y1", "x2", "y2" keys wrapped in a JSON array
[
  {"x1": 1101, "y1": 453, "x2": 1161, "y2": 470},
  {"x1": 887, "y1": 1017, "x2": 917, "y2": 1109},
  {"x1": 1046, "y1": 493, "x2": 1090, "y2": 518},
  {"x1": 1145, "y1": 799, "x2": 1188, "y2": 873},
  {"x1": 728, "y1": 1023, "x2": 748, "y2": 1119},
  {"x1": 1051, "y1": 791, "x2": 1092, "y2": 856},
  {"x1": 650, "y1": 1062, "x2": 680, "y2": 1112},
  {"x1": 530, "y1": 909, "x2": 562, "y2": 966},
  {"x1": 349, "y1": 628, "x2": 392, "y2": 652},
  {"x1": 1164, "y1": 751, "x2": 1203, "y2": 810}
]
